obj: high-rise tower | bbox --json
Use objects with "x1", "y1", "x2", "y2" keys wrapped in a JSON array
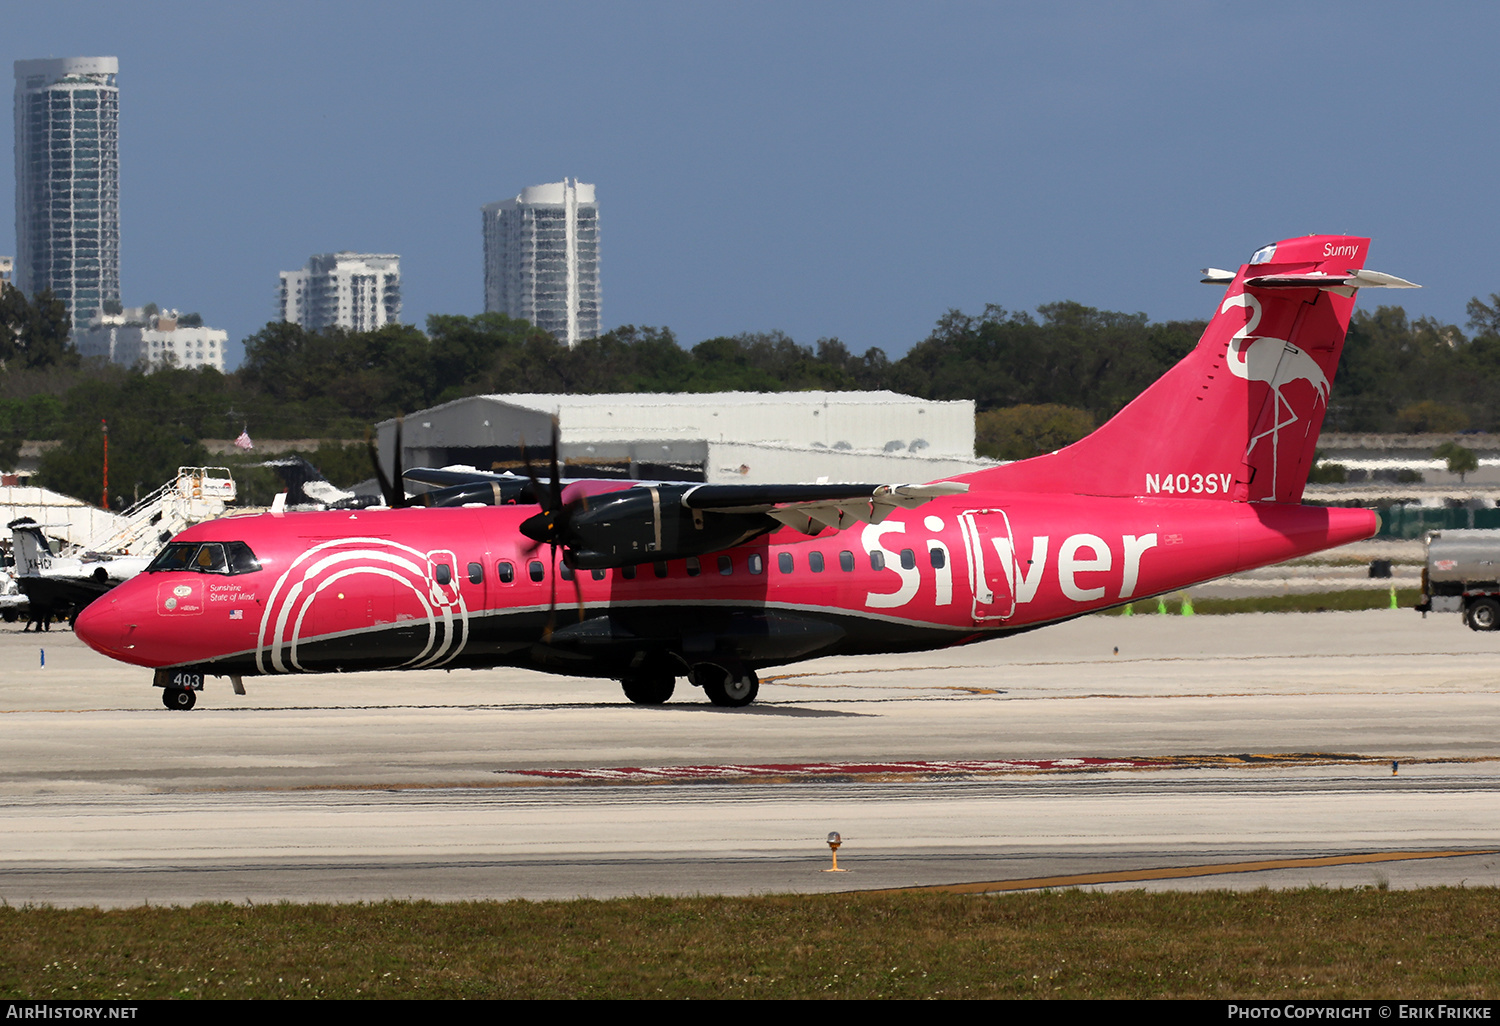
[
  {"x1": 278, "y1": 252, "x2": 401, "y2": 332},
  {"x1": 13, "y1": 57, "x2": 120, "y2": 327},
  {"x1": 482, "y1": 179, "x2": 599, "y2": 348}
]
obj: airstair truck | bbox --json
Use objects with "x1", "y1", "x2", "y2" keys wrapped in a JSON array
[{"x1": 1417, "y1": 529, "x2": 1500, "y2": 630}]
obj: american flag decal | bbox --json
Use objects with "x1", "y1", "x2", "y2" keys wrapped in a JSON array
[{"x1": 229, "y1": 609, "x2": 243, "y2": 620}]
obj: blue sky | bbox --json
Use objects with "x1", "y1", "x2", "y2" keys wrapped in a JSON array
[{"x1": 6, "y1": 2, "x2": 1498, "y2": 369}]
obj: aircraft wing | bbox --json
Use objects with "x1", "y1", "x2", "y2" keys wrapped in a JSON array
[
  {"x1": 681, "y1": 481, "x2": 970, "y2": 532},
  {"x1": 403, "y1": 467, "x2": 661, "y2": 508},
  {"x1": 403, "y1": 466, "x2": 525, "y2": 488},
  {"x1": 526, "y1": 480, "x2": 970, "y2": 569}
]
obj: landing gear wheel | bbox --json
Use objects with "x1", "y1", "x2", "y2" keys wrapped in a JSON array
[
  {"x1": 700, "y1": 667, "x2": 759, "y2": 708},
  {"x1": 1468, "y1": 597, "x2": 1500, "y2": 631},
  {"x1": 162, "y1": 687, "x2": 196, "y2": 710},
  {"x1": 621, "y1": 674, "x2": 675, "y2": 705}
]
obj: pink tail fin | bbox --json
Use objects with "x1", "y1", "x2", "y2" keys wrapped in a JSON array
[{"x1": 962, "y1": 235, "x2": 1374, "y2": 503}]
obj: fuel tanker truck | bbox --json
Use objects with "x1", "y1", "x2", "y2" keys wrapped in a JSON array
[{"x1": 1416, "y1": 529, "x2": 1500, "y2": 630}]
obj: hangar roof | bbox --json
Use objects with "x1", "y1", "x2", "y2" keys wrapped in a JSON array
[
  {"x1": 484, "y1": 391, "x2": 935, "y2": 409},
  {"x1": 379, "y1": 390, "x2": 976, "y2": 466}
]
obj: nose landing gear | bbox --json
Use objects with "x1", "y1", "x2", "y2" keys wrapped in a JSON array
[
  {"x1": 153, "y1": 668, "x2": 205, "y2": 710},
  {"x1": 161, "y1": 687, "x2": 196, "y2": 710}
]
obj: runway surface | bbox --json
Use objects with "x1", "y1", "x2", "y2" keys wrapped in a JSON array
[{"x1": 1, "y1": 607, "x2": 1497, "y2": 906}]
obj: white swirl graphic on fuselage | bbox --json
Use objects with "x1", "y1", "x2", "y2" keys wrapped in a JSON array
[
  {"x1": 256, "y1": 537, "x2": 469, "y2": 674},
  {"x1": 1220, "y1": 292, "x2": 1330, "y2": 498}
]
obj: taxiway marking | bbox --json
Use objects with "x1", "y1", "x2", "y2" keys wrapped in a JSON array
[
  {"x1": 513, "y1": 753, "x2": 1419, "y2": 784},
  {"x1": 861, "y1": 850, "x2": 1500, "y2": 895}
]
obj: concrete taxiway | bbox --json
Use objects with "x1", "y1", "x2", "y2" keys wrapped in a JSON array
[{"x1": 0, "y1": 607, "x2": 1496, "y2": 906}]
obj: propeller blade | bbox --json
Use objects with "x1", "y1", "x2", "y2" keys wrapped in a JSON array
[
  {"x1": 542, "y1": 541, "x2": 559, "y2": 642},
  {"x1": 366, "y1": 415, "x2": 408, "y2": 508},
  {"x1": 519, "y1": 432, "x2": 553, "y2": 518},
  {"x1": 570, "y1": 555, "x2": 586, "y2": 624},
  {"x1": 525, "y1": 413, "x2": 586, "y2": 641},
  {"x1": 549, "y1": 415, "x2": 563, "y2": 516},
  {"x1": 391, "y1": 414, "x2": 406, "y2": 507}
]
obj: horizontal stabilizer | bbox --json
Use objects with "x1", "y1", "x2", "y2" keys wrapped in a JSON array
[{"x1": 1243, "y1": 268, "x2": 1421, "y2": 293}]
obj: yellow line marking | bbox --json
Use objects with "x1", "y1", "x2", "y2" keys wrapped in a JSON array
[
  {"x1": 861, "y1": 850, "x2": 1500, "y2": 894},
  {"x1": 763, "y1": 649, "x2": 1500, "y2": 683}
]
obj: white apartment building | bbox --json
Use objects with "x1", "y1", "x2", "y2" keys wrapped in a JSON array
[
  {"x1": 73, "y1": 307, "x2": 227, "y2": 372},
  {"x1": 13, "y1": 57, "x2": 121, "y2": 326},
  {"x1": 0, "y1": 256, "x2": 12, "y2": 286},
  {"x1": 482, "y1": 179, "x2": 599, "y2": 348},
  {"x1": 278, "y1": 252, "x2": 401, "y2": 332}
]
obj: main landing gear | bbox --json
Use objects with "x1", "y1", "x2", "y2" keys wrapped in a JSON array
[
  {"x1": 618, "y1": 663, "x2": 761, "y2": 707},
  {"x1": 621, "y1": 673, "x2": 676, "y2": 705},
  {"x1": 690, "y1": 663, "x2": 760, "y2": 708}
]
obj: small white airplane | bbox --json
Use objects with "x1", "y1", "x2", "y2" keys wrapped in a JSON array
[{"x1": 7, "y1": 517, "x2": 151, "y2": 627}]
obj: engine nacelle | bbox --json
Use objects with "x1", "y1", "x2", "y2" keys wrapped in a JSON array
[{"x1": 523, "y1": 485, "x2": 775, "y2": 569}]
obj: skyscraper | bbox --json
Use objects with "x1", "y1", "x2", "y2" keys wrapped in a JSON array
[
  {"x1": 13, "y1": 57, "x2": 120, "y2": 327},
  {"x1": 482, "y1": 179, "x2": 599, "y2": 348},
  {"x1": 278, "y1": 252, "x2": 401, "y2": 332}
]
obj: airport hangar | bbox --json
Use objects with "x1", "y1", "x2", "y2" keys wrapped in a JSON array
[{"x1": 376, "y1": 391, "x2": 993, "y2": 486}]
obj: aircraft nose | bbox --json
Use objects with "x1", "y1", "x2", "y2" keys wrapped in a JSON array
[{"x1": 74, "y1": 596, "x2": 130, "y2": 656}]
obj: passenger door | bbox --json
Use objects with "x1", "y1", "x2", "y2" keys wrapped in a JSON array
[{"x1": 958, "y1": 509, "x2": 1017, "y2": 622}]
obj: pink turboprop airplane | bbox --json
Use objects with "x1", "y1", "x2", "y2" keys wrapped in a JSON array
[{"x1": 76, "y1": 235, "x2": 1418, "y2": 710}]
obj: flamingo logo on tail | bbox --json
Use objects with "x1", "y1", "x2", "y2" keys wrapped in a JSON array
[{"x1": 1220, "y1": 293, "x2": 1331, "y2": 499}]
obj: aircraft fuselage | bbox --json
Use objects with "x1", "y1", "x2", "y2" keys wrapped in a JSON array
[{"x1": 76, "y1": 494, "x2": 1375, "y2": 681}]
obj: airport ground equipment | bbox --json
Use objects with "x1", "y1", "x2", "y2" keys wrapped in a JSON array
[{"x1": 1416, "y1": 529, "x2": 1500, "y2": 630}]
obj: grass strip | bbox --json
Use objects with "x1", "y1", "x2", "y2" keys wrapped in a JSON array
[
  {"x1": 1103, "y1": 588, "x2": 1424, "y2": 616},
  {"x1": 3, "y1": 888, "x2": 1499, "y2": 999}
]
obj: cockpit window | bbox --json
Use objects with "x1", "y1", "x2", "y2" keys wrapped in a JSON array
[
  {"x1": 148, "y1": 543, "x2": 198, "y2": 572},
  {"x1": 194, "y1": 544, "x2": 227, "y2": 572},
  {"x1": 148, "y1": 541, "x2": 261, "y2": 575},
  {"x1": 225, "y1": 542, "x2": 261, "y2": 574}
]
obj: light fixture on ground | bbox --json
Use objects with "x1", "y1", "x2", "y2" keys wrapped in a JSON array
[{"x1": 824, "y1": 832, "x2": 846, "y2": 873}]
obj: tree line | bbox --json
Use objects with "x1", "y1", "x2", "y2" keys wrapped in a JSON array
[{"x1": 5, "y1": 278, "x2": 1500, "y2": 504}]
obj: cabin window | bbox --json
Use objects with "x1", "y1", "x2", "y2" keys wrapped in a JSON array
[
  {"x1": 434, "y1": 563, "x2": 452, "y2": 586},
  {"x1": 900, "y1": 548, "x2": 916, "y2": 570},
  {"x1": 839, "y1": 550, "x2": 855, "y2": 572},
  {"x1": 621, "y1": 565, "x2": 637, "y2": 580},
  {"x1": 654, "y1": 561, "x2": 668, "y2": 579},
  {"x1": 686, "y1": 557, "x2": 701, "y2": 577},
  {"x1": 929, "y1": 547, "x2": 946, "y2": 569},
  {"x1": 748, "y1": 553, "x2": 764, "y2": 575},
  {"x1": 718, "y1": 555, "x2": 733, "y2": 576},
  {"x1": 560, "y1": 563, "x2": 575, "y2": 581},
  {"x1": 497, "y1": 560, "x2": 515, "y2": 584},
  {"x1": 592, "y1": 568, "x2": 606, "y2": 581},
  {"x1": 809, "y1": 551, "x2": 825, "y2": 573},
  {"x1": 778, "y1": 552, "x2": 794, "y2": 574},
  {"x1": 468, "y1": 562, "x2": 484, "y2": 585},
  {"x1": 869, "y1": 550, "x2": 885, "y2": 571},
  {"x1": 529, "y1": 560, "x2": 545, "y2": 582}
]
